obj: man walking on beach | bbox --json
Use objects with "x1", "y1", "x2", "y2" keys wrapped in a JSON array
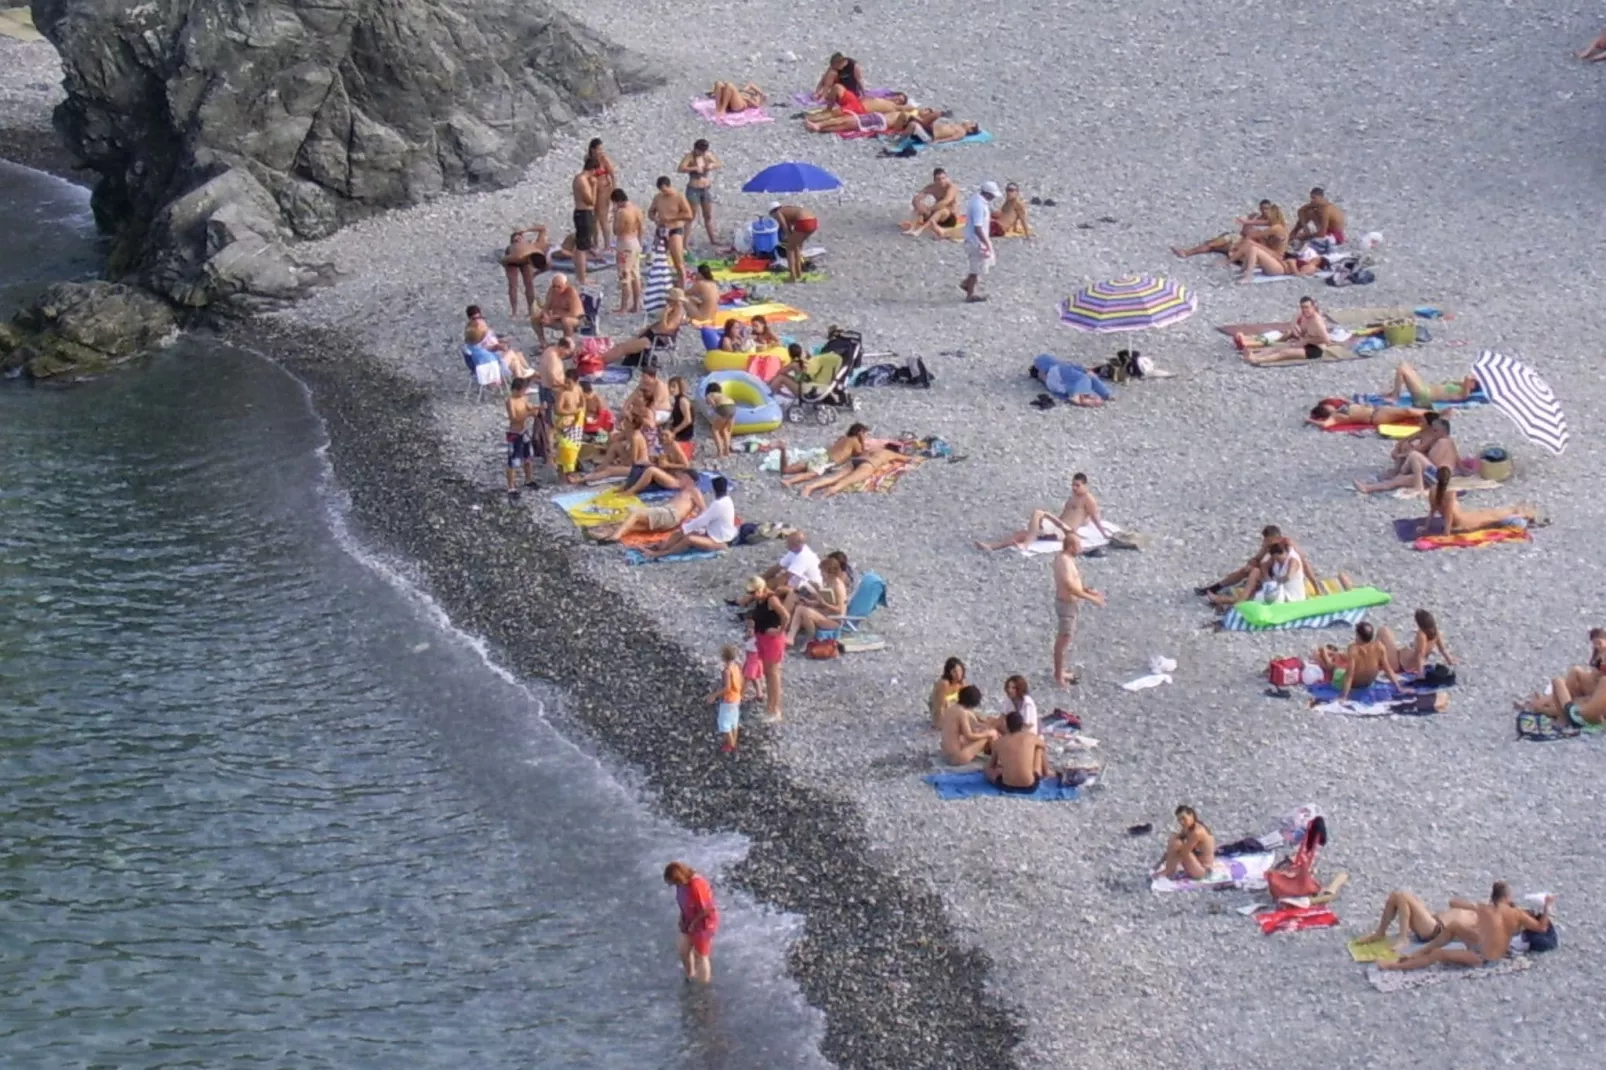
[
  {"x1": 571, "y1": 165, "x2": 596, "y2": 287},
  {"x1": 962, "y1": 181, "x2": 999, "y2": 303},
  {"x1": 1053, "y1": 531, "x2": 1104, "y2": 687}
]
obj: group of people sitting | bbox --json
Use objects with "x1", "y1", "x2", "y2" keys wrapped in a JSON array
[
  {"x1": 929, "y1": 659, "x2": 1064, "y2": 790},
  {"x1": 796, "y1": 54, "x2": 983, "y2": 144},
  {"x1": 899, "y1": 166, "x2": 1032, "y2": 240},
  {"x1": 1174, "y1": 187, "x2": 1349, "y2": 283},
  {"x1": 1196, "y1": 524, "x2": 1327, "y2": 608},
  {"x1": 1522, "y1": 627, "x2": 1606, "y2": 730},
  {"x1": 1309, "y1": 613, "x2": 1454, "y2": 702}
]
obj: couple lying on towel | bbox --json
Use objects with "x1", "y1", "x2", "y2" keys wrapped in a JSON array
[
  {"x1": 1359, "y1": 883, "x2": 1554, "y2": 970},
  {"x1": 773, "y1": 425, "x2": 919, "y2": 498}
]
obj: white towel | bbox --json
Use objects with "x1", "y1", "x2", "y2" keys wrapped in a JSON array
[{"x1": 1016, "y1": 520, "x2": 1122, "y2": 555}]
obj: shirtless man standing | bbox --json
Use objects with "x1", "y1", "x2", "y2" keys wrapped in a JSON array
[
  {"x1": 610, "y1": 189, "x2": 645, "y2": 315},
  {"x1": 570, "y1": 166, "x2": 596, "y2": 287},
  {"x1": 940, "y1": 684, "x2": 998, "y2": 766},
  {"x1": 650, "y1": 175, "x2": 695, "y2": 282},
  {"x1": 500, "y1": 224, "x2": 548, "y2": 316},
  {"x1": 1053, "y1": 532, "x2": 1105, "y2": 687},
  {"x1": 975, "y1": 472, "x2": 1111, "y2": 552},
  {"x1": 504, "y1": 376, "x2": 541, "y2": 501},
  {"x1": 536, "y1": 337, "x2": 572, "y2": 462},
  {"x1": 1289, "y1": 187, "x2": 1347, "y2": 246},
  {"x1": 1380, "y1": 882, "x2": 1554, "y2": 972},
  {"x1": 903, "y1": 167, "x2": 959, "y2": 239},
  {"x1": 1239, "y1": 296, "x2": 1331, "y2": 366},
  {"x1": 533, "y1": 273, "x2": 584, "y2": 346},
  {"x1": 984, "y1": 711, "x2": 1051, "y2": 792},
  {"x1": 1336, "y1": 622, "x2": 1412, "y2": 701}
]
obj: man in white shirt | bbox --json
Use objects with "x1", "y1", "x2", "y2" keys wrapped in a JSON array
[
  {"x1": 762, "y1": 530, "x2": 822, "y2": 594},
  {"x1": 640, "y1": 476, "x2": 737, "y2": 559},
  {"x1": 962, "y1": 181, "x2": 1000, "y2": 303}
]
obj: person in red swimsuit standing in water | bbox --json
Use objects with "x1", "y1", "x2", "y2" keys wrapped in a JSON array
[{"x1": 664, "y1": 861, "x2": 719, "y2": 983}]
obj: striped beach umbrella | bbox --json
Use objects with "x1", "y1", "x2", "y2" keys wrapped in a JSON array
[
  {"x1": 1472, "y1": 350, "x2": 1569, "y2": 456},
  {"x1": 1059, "y1": 274, "x2": 1197, "y2": 333}
]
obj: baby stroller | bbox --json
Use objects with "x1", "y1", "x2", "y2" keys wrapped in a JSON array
[{"x1": 784, "y1": 327, "x2": 864, "y2": 426}]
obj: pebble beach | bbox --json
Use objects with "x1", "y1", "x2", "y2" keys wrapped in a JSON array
[{"x1": 15, "y1": 0, "x2": 1606, "y2": 1065}]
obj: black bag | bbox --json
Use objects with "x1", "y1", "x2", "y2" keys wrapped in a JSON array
[
  {"x1": 1422, "y1": 663, "x2": 1457, "y2": 687},
  {"x1": 1524, "y1": 918, "x2": 1558, "y2": 952}
]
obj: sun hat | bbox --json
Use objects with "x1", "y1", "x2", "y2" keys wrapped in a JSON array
[
  {"x1": 979, "y1": 181, "x2": 1001, "y2": 198},
  {"x1": 768, "y1": 201, "x2": 782, "y2": 211}
]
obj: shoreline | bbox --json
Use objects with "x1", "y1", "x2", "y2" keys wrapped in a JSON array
[{"x1": 252, "y1": 319, "x2": 1024, "y2": 1069}]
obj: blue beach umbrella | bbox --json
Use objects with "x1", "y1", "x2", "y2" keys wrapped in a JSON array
[{"x1": 742, "y1": 161, "x2": 843, "y2": 194}]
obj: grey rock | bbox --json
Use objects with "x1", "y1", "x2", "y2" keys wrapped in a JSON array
[
  {"x1": 3, "y1": 280, "x2": 176, "y2": 379},
  {"x1": 30, "y1": 0, "x2": 658, "y2": 307}
]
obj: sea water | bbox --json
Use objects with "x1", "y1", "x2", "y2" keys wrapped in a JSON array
[{"x1": 0, "y1": 159, "x2": 830, "y2": 1069}]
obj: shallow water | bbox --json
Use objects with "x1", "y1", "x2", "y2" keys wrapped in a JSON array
[{"x1": 0, "y1": 162, "x2": 829, "y2": 1069}]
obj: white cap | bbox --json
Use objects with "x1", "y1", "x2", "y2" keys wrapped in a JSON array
[
  {"x1": 980, "y1": 181, "x2": 1001, "y2": 198},
  {"x1": 768, "y1": 201, "x2": 782, "y2": 211}
]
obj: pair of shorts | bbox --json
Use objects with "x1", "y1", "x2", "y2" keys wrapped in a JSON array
[
  {"x1": 714, "y1": 403, "x2": 737, "y2": 421},
  {"x1": 793, "y1": 217, "x2": 819, "y2": 235},
  {"x1": 686, "y1": 185, "x2": 713, "y2": 206},
  {"x1": 717, "y1": 700, "x2": 741, "y2": 734},
  {"x1": 967, "y1": 244, "x2": 995, "y2": 275},
  {"x1": 1055, "y1": 598, "x2": 1079, "y2": 640},
  {"x1": 573, "y1": 209, "x2": 596, "y2": 251},
  {"x1": 626, "y1": 464, "x2": 649, "y2": 487},
  {"x1": 994, "y1": 776, "x2": 1042, "y2": 795},
  {"x1": 616, "y1": 242, "x2": 641, "y2": 280},
  {"x1": 685, "y1": 925, "x2": 716, "y2": 957},
  {"x1": 644, "y1": 505, "x2": 678, "y2": 531},
  {"x1": 1328, "y1": 228, "x2": 1347, "y2": 245},
  {"x1": 742, "y1": 650, "x2": 764, "y2": 681},
  {"x1": 538, "y1": 386, "x2": 556, "y2": 411},
  {"x1": 505, "y1": 430, "x2": 533, "y2": 468},
  {"x1": 754, "y1": 631, "x2": 786, "y2": 665}
]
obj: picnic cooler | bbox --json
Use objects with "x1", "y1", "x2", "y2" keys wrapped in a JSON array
[
  {"x1": 1382, "y1": 320, "x2": 1417, "y2": 347},
  {"x1": 750, "y1": 217, "x2": 779, "y2": 255},
  {"x1": 1267, "y1": 657, "x2": 1304, "y2": 687},
  {"x1": 1479, "y1": 446, "x2": 1513, "y2": 482}
]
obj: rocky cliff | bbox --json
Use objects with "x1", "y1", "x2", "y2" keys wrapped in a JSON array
[{"x1": 30, "y1": 0, "x2": 655, "y2": 311}]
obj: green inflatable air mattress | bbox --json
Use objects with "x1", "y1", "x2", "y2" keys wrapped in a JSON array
[{"x1": 1232, "y1": 586, "x2": 1392, "y2": 628}]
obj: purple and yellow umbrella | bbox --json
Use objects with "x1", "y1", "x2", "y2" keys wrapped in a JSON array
[{"x1": 1058, "y1": 274, "x2": 1198, "y2": 333}]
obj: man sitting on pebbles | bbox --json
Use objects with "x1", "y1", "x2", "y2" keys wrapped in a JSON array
[
  {"x1": 940, "y1": 684, "x2": 998, "y2": 766},
  {"x1": 1197, "y1": 525, "x2": 1323, "y2": 601},
  {"x1": 975, "y1": 472, "x2": 1111, "y2": 553},
  {"x1": 902, "y1": 167, "x2": 960, "y2": 240},
  {"x1": 983, "y1": 711, "x2": 1052, "y2": 792},
  {"x1": 1354, "y1": 412, "x2": 1459, "y2": 495}
]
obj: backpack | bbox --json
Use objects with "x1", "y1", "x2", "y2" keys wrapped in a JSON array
[{"x1": 1422, "y1": 663, "x2": 1456, "y2": 687}]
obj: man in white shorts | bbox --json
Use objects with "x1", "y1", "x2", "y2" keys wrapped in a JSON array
[{"x1": 962, "y1": 180, "x2": 1000, "y2": 303}]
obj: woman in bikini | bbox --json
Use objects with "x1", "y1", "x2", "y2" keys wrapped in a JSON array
[
  {"x1": 1237, "y1": 243, "x2": 1325, "y2": 284},
  {"x1": 783, "y1": 555, "x2": 849, "y2": 646},
  {"x1": 583, "y1": 139, "x2": 618, "y2": 249},
  {"x1": 1306, "y1": 399, "x2": 1430, "y2": 428},
  {"x1": 1155, "y1": 806, "x2": 1216, "y2": 880},
  {"x1": 599, "y1": 289, "x2": 686, "y2": 365},
  {"x1": 1395, "y1": 609, "x2": 1455, "y2": 675},
  {"x1": 749, "y1": 315, "x2": 782, "y2": 350},
  {"x1": 711, "y1": 81, "x2": 766, "y2": 116},
  {"x1": 717, "y1": 319, "x2": 752, "y2": 353},
  {"x1": 1382, "y1": 361, "x2": 1480, "y2": 406},
  {"x1": 678, "y1": 138, "x2": 722, "y2": 245},
  {"x1": 1225, "y1": 203, "x2": 1289, "y2": 267},
  {"x1": 929, "y1": 656, "x2": 967, "y2": 727},
  {"x1": 1426, "y1": 465, "x2": 1538, "y2": 535},
  {"x1": 500, "y1": 224, "x2": 549, "y2": 317}
]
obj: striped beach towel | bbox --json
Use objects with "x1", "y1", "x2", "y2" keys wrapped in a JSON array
[
  {"x1": 1219, "y1": 606, "x2": 1369, "y2": 632},
  {"x1": 642, "y1": 244, "x2": 673, "y2": 315}
]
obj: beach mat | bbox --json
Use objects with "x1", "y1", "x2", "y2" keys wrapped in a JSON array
[
  {"x1": 886, "y1": 130, "x2": 994, "y2": 154},
  {"x1": 700, "y1": 303, "x2": 809, "y2": 327},
  {"x1": 1351, "y1": 390, "x2": 1488, "y2": 411},
  {"x1": 924, "y1": 770, "x2": 1079, "y2": 802},
  {"x1": 689, "y1": 97, "x2": 774, "y2": 126},
  {"x1": 1242, "y1": 343, "x2": 1362, "y2": 367},
  {"x1": 1516, "y1": 709, "x2": 1604, "y2": 742},
  {"x1": 1392, "y1": 516, "x2": 1531, "y2": 550},
  {"x1": 1216, "y1": 321, "x2": 1292, "y2": 338},
  {"x1": 1151, "y1": 851, "x2": 1275, "y2": 893},
  {"x1": 1365, "y1": 956, "x2": 1529, "y2": 993},
  {"x1": 624, "y1": 546, "x2": 723, "y2": 565},
  {"x1": 1220, "y1": 607, "x2": 1369, "y2": 632},
  {"x1": 553, "y1": 488, "x2": 642, "y2": 527},
  {"x1": 1349, "y1": 937, "x2": 1401, "y2": 963},
  {"x1": 1016, "y1": 520, "x2": 1123, "y2": 555}
]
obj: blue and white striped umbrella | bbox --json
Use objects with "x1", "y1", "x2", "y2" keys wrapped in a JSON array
[{"x1": 1472, "y1": 350, "x2": 1569, "y2": 456}]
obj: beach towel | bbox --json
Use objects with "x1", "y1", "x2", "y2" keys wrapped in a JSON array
[
  {"x1": 1393, "y1": 516, "x2": 1532, "y2": 550},
  {"x1": 580, "y1": 366, "x2": 633, "y2": 385},
  {"x1": 1365, "y1": 956, "x2": 1529, "y2": 993},
  {"x1": 1516, "y1": 709, "x2": 1603, "y2": 742},
  {"x1": 690, "y1": 96, "x2": 774, "y2": 126},
  {"x1": 624, "y1": 546, "x2": 723, "y2": 565},
  {"x1": 845, "y1": 456, "x2": 917, "y2": 494},
  {"x1": 887, "y1": 130, "x2": 994, "y2": 154},
  {"x1": 1348, "y1": 937, "x2": 1402, "y2": 963},
  {"x1": 1256, "y1": 906, "x2": 1340, "y2": 934},
  {"x1": 1215, "y1": 321, "x2": 1293, "y2": 338},
  {"x1": 553, "y1": 487, "x2": 643, "y2": 528},
  {"x1": 1151, "y1": 852, "x2": 1276, "y2": 893},
  {"x1": 791, "y1": 88, "x2": 899, "y2": 107},
  {"x1": 699, "y1": 302, "x2": 809, "y2": 327},
  {"x1": 924, "y1": 770, "x2": 1080, "y2": 802},
  {"x1": 1392, "y1": 476, "x2": 1503, "y2": 500},
  {"x1": 1015, "y1": 520, "x2": 1123, "y2": 555},
  {"x1": 1351, "y1": 390, "x2": 1489, "y2": 411},
  {"x1": 1305, "y1": 678, "x2": 1427, "y2": 704},
  {"x1": 1310, "y1": 699, "x2": 1435, "y2": 717},
  {"x1": 1220, "y1": 606, "x2": 1369, "y2": 632}
]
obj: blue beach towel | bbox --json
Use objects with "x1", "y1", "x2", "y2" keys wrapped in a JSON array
[
  {"x1": 581, "y1": 367, "x2": 634, "y2": 386},
  {"x1": 624, "y1": 547, "x2": 723, "y2": 566},
  {"x1": 924, "y1": 771, "x2": 1080, "y2": 801},
  {"x1": 1350, "y1": 390, "x2": 1487, "y2": 410},
  {"x1": 889, "y1": 130, "x2": 994, "y2": 154}
]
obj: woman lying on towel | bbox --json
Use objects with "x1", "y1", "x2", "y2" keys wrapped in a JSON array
[
  {"x1": 1306, "y1": 399, "x2": 1430, "y2": 429},
  {"x1": 1154, "y1": 806, "x2": 1216, "y2": 880},
  {"x1": 907, "y1": 117, "x2": 983, "y2": 144},
  {"x1": 711, "y1": 81, "x2": 766, "y2": 116},
  {"x1": 1381, "y1": 361, "x2": 1480, "y2": 407},
  {"x1": 1237, "y1": 243, "x2": 1328, "y2": 284},
  {"x1": 796, "y1": 447, "x2": 915, "y2": 499},
  {"x1": 1426, "y1": 466, "x2": 1540, "y2": 535}
]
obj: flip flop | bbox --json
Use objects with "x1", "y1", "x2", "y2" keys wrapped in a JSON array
[{"x1": 1041, "y1": 197, "x2": 1058, "y2": 207}]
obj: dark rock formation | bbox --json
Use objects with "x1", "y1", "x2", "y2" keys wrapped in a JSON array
[
  {"x1": 2, "y1": 280, "x2": 177, "y2": 379},
  {"x1": 30, "y1": 0, "x2": 655, "y2": 309}
]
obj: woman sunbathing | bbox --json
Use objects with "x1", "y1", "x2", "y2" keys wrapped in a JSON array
[
  {"x1": 711, "y1": 81, "x2": 766, "y2": 116},
  {"x1": 1238, "y1": 244, "x2": 1325, "y2": 284},
  {"x1": 929, "y1": 656, "x2": 968, "y2": 727},
  {"x1": 778, "y1": 424, "x2": 870, "y2": 484},
  {"x1": 1426, "y1": 466, "x2": 1539, "y2": 535},
  {"x1": 1154, "y1": 806, "x2": 1215, "y2": 880},
  {"x1": 1226, "y1": 203, "x2": 1289, "y2": 265},
  {"x1": 804, "y1": 85, "x2": 889, "y2": 135},
  {"x1": 908, "y1": 118, "x2": 982, "y2": 144},
  {"x1": 1382, "y1": 361, "x2": 1480, "y2": 407},
  {"x1": 600, "y1": 289, "x2": 686, "y2": 365},
  {"x1": 1523, "y1": 675, "x2": 1606, "y2": 729},
  {"x1": 1306, "y1": 399, "x2": 1430, "y2": 428},
  {"x1": 798, "y1": 448, "x2": 913, "y2": 499}
]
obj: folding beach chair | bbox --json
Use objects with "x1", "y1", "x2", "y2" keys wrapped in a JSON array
[
  {"x1": 461, "y1": 343, "x2": 505, "y2": 401},
  {"x1": 578, "y1": 287, "x2": 603, "y2": 337},
  {"x1": 818, "y1": 571, "x2": 887, "y2": 638}
]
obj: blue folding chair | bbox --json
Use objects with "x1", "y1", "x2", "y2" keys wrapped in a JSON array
[{"x1": 819, "y1": 571, "x2": 887, "y2": 639}]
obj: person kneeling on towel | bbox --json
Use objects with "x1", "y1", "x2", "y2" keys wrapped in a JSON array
[{"x1": 984, "y1": 711, "x2": 1052, "y2": 793}]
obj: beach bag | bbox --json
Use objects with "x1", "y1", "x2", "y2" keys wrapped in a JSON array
[
  {"x1": 1267, "y1": 657, "x2": 1304, "y2": 687},
  {"x1": 1383, "y1": 321, "x2": 1417, "y2": 347},
  {"x1": 1265, "y1": 816, "x2": 1326, "y2": 901},
  {"x1": 1524, "y1": 919, "x2": 1559, "y2": 953},
  {"x1": 1422, "y1": 663, "x2": 1456, "y2": 687},
  {"x1": 805, "y1": 638, "x2": 842, "y2": 660}
]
